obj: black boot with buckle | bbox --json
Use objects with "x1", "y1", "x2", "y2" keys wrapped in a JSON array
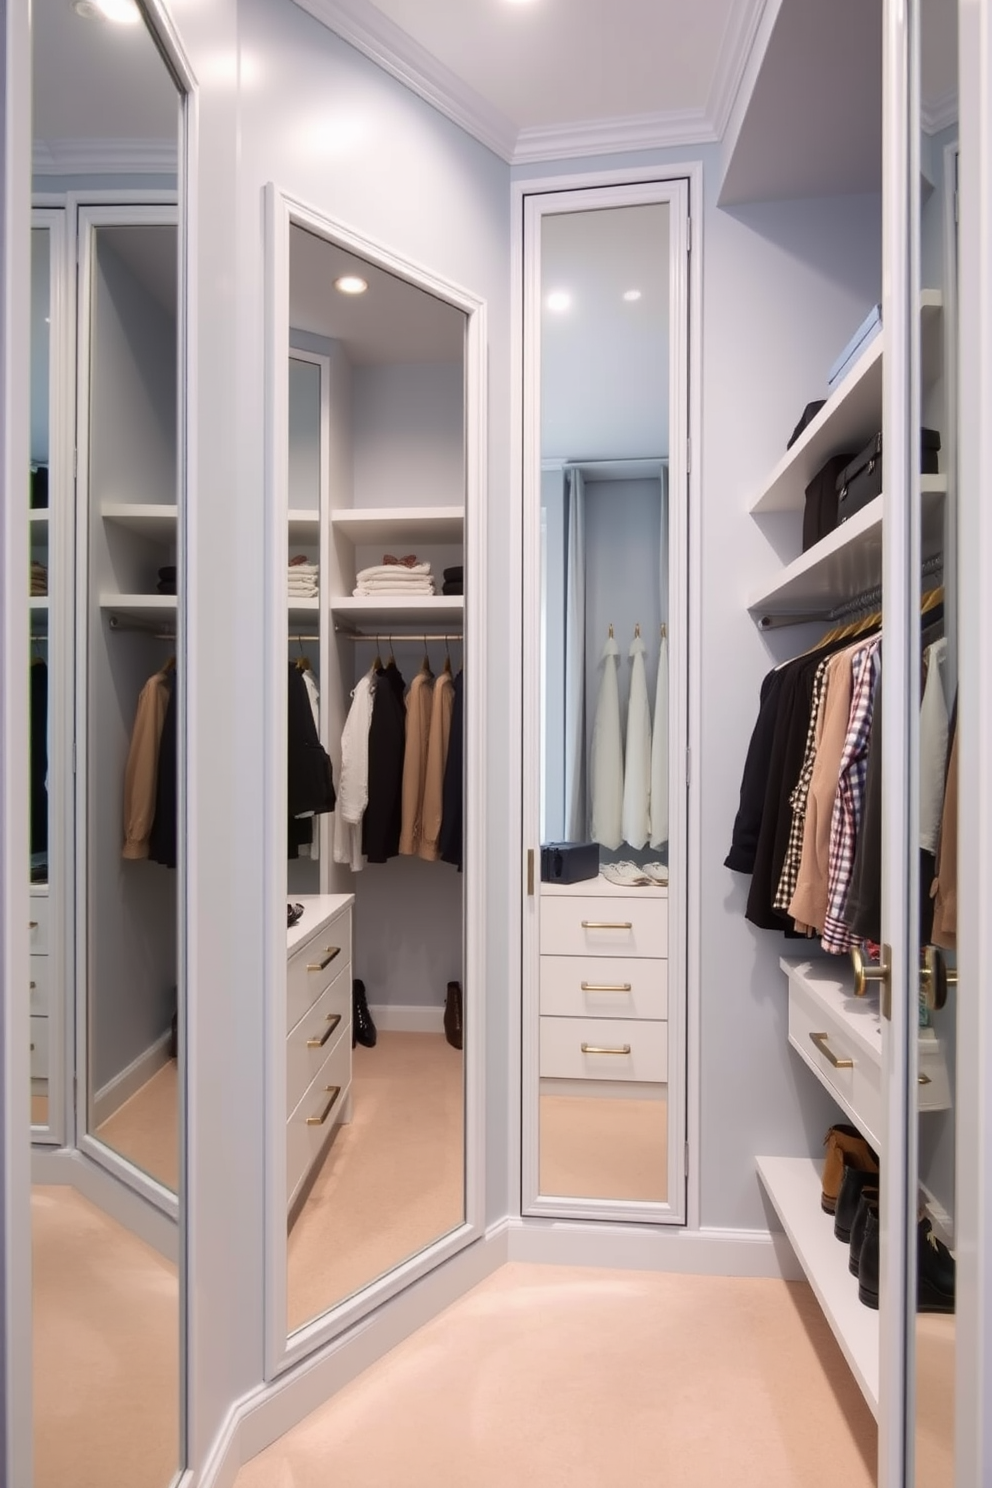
[{"x1": 352, "y1": 978, "x2": 377, "y2": 1048}]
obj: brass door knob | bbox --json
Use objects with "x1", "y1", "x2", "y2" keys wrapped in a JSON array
[
  {"x1": 921, "y1": 946, "x2": 957, "y2": 1012},
  {"x1": 851, "y1": 944, "x2": 891, "y2": 999}
]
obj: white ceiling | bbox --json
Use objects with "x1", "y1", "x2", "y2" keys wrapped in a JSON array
[
  {"x1": 33, "y1": 0, "x2": 178, "y2": 172},
  {"x1": 289, "y1": 226, "x2": 465, "y2": 366},
  {"x1": 541, "y1": 203, "x2": 670, "y2": 463}
]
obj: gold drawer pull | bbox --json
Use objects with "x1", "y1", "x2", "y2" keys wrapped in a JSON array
[
  {"x1": 29, "y1": 922, "x2": 38, "y2": 930},
  {"x1": 307, "y1": 1013, "x2": 342, "y2": 1049},
  {"x1": 307, "y1": 946, "x2": 340, "y2": 972},
  {"x1": 306, "y1": 1085, "x2": 342, "y2": 1126},
  {"x1": 581, "y1": 1042, "x2": 631, "y2": 1055},
  {"x1": 581, "y1": 981, "x2": 632, "y2": 992},
  {"x1": 581, "y1": 920, "x2": 633, "y2": 931},
  {"x1": 30, "y1": 982, "x2": 36, "y2": 990},
  {"x1": 809, "y1": 1032, "x2": 853, "y2": 1069},
  {"x1": 919, "y1": 1072, "x2": 932, "y2": 1086}
]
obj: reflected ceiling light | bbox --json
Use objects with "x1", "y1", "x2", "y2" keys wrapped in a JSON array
[
  {"x1": 73, "y1": 0, "x2": 142, "y2": 22},
  {"x1": 335, "y1": 275, "x2": 368, "y2": 296},
  {"x1": 623, "y1": 289, "x2": 642, "y2": 302},
  {"x1": 546, "y1": 290, "x2": 572, "y2": 313}
]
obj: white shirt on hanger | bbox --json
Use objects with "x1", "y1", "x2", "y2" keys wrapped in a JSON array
[
  {"x1": 650, "y1": 631, "x2": 669, "y2": 848},
  {"x1": 333, "y1": 670, "x2": 375, "y2": 872},
  {"x1": 590, "y1": 634, "x2": 624, "y2": 851},
  {"x1": 621, "y1": 632, "x2": 652, "y2": 850}
]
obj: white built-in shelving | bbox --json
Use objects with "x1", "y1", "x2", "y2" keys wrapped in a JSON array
[
  {"x1": 288, "y1": 509, "x2": 320, "y2": 546},
  {"x1": 756, "y1": 1156, "x2": 879, "y2": 1417},
  {"x1": 99, "y1": 594, "x2": 177, "y2": 623},
  {"x1": 331, "y1": 506, "x2": 465, "y2": 547},
  {"x1": 329, "y1": 504, "x2": 465, "y2": 633},
  {"x1": 331, "y1": 595, "x2": 463, "y2": 630},
  {"x1": 102, "y1": 502, "x2": 178, "y2": 544}
]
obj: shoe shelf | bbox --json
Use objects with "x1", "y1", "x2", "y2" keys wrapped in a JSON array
[
  {"x1": 748, "y1": 479, "x2": 946, "y2": 628},
  {"x1": 749, "y1": 291, "x2": 943, "y2": 515},
  {"x1": 756, "y1": 1154, "x2": 879, "y2": 1418}
]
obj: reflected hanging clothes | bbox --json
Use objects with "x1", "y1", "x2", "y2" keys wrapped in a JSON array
[
  {"x1": 122, "y1": 664, "x2": 172, "y2": 861},
  {"x1": 621, "y1": 632, "x2": 651, "y2": 851},
  {"x1": 649, "y1": 630, "x2": 669, "y2": 849},
  {"x1": 334, "y1": 671, "x2": 375, "y2": 873},
  {"x1": 590, "y1": 633, "x2": 623, "y2": 851}
]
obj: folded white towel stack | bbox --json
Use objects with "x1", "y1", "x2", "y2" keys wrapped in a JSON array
[
  {"x1": 353, "y1": 560, "x2": 435, "y2": 598},
  {"x1": 288, "y1": 560, "x2": 319, "y2": 600}
]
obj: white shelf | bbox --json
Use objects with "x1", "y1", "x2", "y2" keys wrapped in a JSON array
[
  {"x1": 748, "y1": 478, "x2": 946, "y2": 625},
  {"x1": 102, "y1": 503, "x2": 178, "y2": 544},
  {"x1": 331, "y1": 595, "x2": 463, "y2": 630},
  {"x1": 756, "y1": 1155, "x2": 879, "y2": 1418},
  {"x1": 288, "y1": 509, "x2": 320, "y2": 545},
  {"x1": 331, "y1": 506, "x2": 465, "y2": 546},
  {"x1": 29, "y1": 510, "x2": 50, "y2": 525},
  {"x1": 29, "y1": 598, "x2": 49, "y2": 611},
  {"x1": 750, "y1": 292, "x2": 943, "y2": 515},
  {"x1": 288, "y1": 597, "x2": 319, "y2": 627},
  {"x1": 99, "y1": 594, "x2": 177, "y2": 622}
]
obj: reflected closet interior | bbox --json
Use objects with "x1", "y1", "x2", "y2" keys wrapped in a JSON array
[
  {"x1": 30, "y1": 3, "x2": 185, "y2": 1486},
  {"x1": 281, "y1": 225, "x2": 467, "y2": 1337}
]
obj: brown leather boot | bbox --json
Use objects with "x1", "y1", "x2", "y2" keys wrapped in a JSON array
[
  {"x1": 444, "y1": 981, "x2": 463, "y2": 1050},
  {"x1": 821, "y1": 1124, "x2": 878, "y2": 1213}
]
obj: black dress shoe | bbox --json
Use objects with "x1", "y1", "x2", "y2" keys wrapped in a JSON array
[
  {"x1": 857, "y1": 1208, "x2": 880, "y2": 1308},
  {"x1": 352, "y1": 978, "x2": 377, "y2": 1048},
  {"x1": 443, "y1": 981, "x2": 463, "y2": 1050},
  {"x1": 849, "y1": 1187, "x2": 879, "y2": 1276},
  {"x1": 835, "y1": 1163, "x2": 879, "y2": 1243},
  {"x1": 918, "y1": 1216, "x2": 955, "y2": 1313}
]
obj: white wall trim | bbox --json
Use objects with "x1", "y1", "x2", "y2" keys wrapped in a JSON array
[
  {"x1": 512, "y1": 110, "x2": 718, "y2": 165},
  {"x1": 369, "y1": 1003, "x2": 445, "y2": 1034},
  {"x1": 289, "y1": 0, "x2": 518, "y2": 162},
  {"x1": 92, "y1": 1030, "x2": 173, "y2": 1126},
  {"x1": 33, "y1": 139, "x2": 178, "y2": 177},
  {"x1": 31, "y1": 1146, "x2": 178, "y2": 1263},
  {"x1": 921, "y1": 87, "x2": 959, "y2": 136},
  {"x1": 705, "y1": 0, "x2": 769, "y2": 140},
  {"x1": 505, "y1": 1216, "x2": 802, "y2": 1279}
]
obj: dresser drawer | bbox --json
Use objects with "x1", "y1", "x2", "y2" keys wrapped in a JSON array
[
  {"x1": 788, "y1": 975, "x2": 857, "y2": 1111},
  {"x1": 539, "y1": 1015, "x2": 667, "y2": 1082},
  {"x1": 540, "y1": 955, "x2": 667, "y2": 1020},
  {"x1": 30, "y1": 1015, "x2": 48, "y2": 1079},
  {"x1": 30, "y1": 956, "x2": 49, "y2": 1016},
  {"x1": 286, "y1": 965, "x2": 351, "y2": 1117},
  {"x1": 288, "y1": 913, "x2": 351, "y2": 1032},
  {"x1": 29, "y1": 896, "x2": 49, "y2": 955},
  {"x1": 286, "y1": 1036, "x2": 351, "y2": 1206},
  {"x1": 540, "y1": 896, "x2": 668, "y2": 959}
]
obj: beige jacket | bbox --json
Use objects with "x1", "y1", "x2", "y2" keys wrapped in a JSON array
[
  {"x1": 399, "y1": 670, "x2": 434, "y2": 856},
  {"x1": 931, "y1": 725, "x2": 958, "y2": 950},
  {"x1": 788, "y1": 645, "x2": 856, "y2": 932},
  {"x1": 122, "y1": 671, "x2": 171, "y2": 860},
  {"x1": 419, "y1": 669, "x2": 455, "y2": 861}
]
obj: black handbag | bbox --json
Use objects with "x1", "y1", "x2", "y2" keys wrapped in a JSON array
[
  {"x1": 837, "y1": 428, "x2": 941, "y2": 524},
  {"x1": 802, "y1": 452, "x2": 856, "y2": 552},
  {"x1": 540, "y1": 842, "x2": 599, "y2": 885}
]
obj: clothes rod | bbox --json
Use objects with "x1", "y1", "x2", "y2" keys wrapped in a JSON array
[
  {"x1": 757, "y1": 554, "x2": 943, "y2": 631},
  {"x1": 334, "y1": 629, "x2": 464, "y2": 642},
  {"x1": 108, "y1": 614, "x2": 177, "y2": 639}
]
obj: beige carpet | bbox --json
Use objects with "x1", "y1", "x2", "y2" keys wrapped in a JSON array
[
  {"x1": 96, "y1": 1060, "x2": 179, "y2": 1193},
  {"x1": 287, "y1": 1031, "x2": 464, "y2": 1332},
  {"x1": 540, "y1": 1092, "x2": 668, "y2": 1202},
  {"x1": 236, "y1": 1262, "x2": 878, "y2": 1488},
  {"x1": 32, "y1": 1184, "x2": 179, "y2": 1488}
]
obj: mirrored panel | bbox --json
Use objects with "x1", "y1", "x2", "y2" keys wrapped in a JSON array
[
  {"x1": 534, "y1": 199, "x2": 679, "y2": 1207},
  {"x1": 30, "y1": 2, "x2": 185, "y2": 1484},
  {"x1": 282, "y1": 225, "x2": 467, "y2": 1336}
]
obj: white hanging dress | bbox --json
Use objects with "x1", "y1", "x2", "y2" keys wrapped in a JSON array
[
  {"x1": 621, "y1": 633, "x2": 652, "y2": 850},
  {"x1": 649, "y1": 631, "x2": 669, "y2": 848},
  {"x1": 590, "y1": 634, "x2": 624, "y2": 850}
]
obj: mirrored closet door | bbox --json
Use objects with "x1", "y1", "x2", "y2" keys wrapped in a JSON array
[
  {"x1": 266, "y1": 194, "x2": 484, "y2": 1370},
  {"x1": 30, "y1": 2, "x2": 187, "y2": 1485},
  {"x1": 521, "y1": 180, "x2": 690, "y2": 1221}
]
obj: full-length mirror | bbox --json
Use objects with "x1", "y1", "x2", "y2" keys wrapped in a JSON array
[
  {"x1": 523, "y1": 182, "x2": 689, "y2": 1220},
  {"x1": 30, "y1": 2, "x2": 185, "y2": 1485},
  {"x1": 271, "y1": 212, "x2": 472, "y2": 1348}
]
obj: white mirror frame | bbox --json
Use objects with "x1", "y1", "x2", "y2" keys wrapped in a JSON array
[
  {"x1": 262, "y1": 183, "x2": 488, "y2": 1380},
  {"x1": 518, "y1": 169, "x2": 700, "y2": 1226}
]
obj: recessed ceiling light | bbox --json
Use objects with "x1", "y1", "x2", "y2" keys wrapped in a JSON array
[
  {"x1": 73, "y1": 0, "x2": 142, "y2": 23},
  {"x1": 623, "y1": 289, "x2": 642, "y2": 302},
  {"x1": 335, "y1": 275, "x2": 368, "y2": 296},
  {"x1": 546, "y1": 290, "x2": 572, "y2": 314}
]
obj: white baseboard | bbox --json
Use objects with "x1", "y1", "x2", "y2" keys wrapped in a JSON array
[
  {"x1": 93, "y1": 1029, "x2": 173, "y2": 1127},
  {"x1": 369, "y1": 1003, "x2": 445, "y2": 1035},
  {"x1": 505, "y1": 1217, "x2": 803, "y2": 1280},
  {"x1": 31, "y1": 1146, "x2": 178, "y2": 1264},
  {"x1": 197, "y1": 1220, "x2": 510, "y2": 1488}
]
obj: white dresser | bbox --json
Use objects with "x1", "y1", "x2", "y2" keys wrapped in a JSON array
[
  {"x1": 539, "y1": 877, "x2": 669, "y2": 1090},
  {"x1": 29, "y1": 884, "x2": 50, "y2": 1099},
  {"x1": 286, "y1": 893, "x2": 354, "y2": 1215}
]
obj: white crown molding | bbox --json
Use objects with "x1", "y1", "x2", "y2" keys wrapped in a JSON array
[
  {"x1": 706, "y1": 0, "x2": 768, "y2": 140},
  {"x1": 922, "y1": 87, "x2": 959, "y2": 136},
  {"x1": 33, "y1": 138, "x2": 178, "y2": 176},
  {"x1": 511, "y1": 108, "x2": 718, "y2": 165},
  {"x1": 290, "y1": 0, "x2": 519, "y2": 162}
]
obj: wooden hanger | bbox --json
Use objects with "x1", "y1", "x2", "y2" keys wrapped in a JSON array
[
  {"x1": 420, "y1": 636, "x2": 433, "y2": 676},
  {"x1": 294, "y1": 635, "x2": 311, "y2": 673},
  {"x1": 921, "y1": 584, "x2": 944, "y2": 616},
  {"x1": 443, "y1": 635, "x2": 452, "y2": 676}
]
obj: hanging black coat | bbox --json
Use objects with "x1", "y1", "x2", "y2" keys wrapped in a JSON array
[
  {"x1": 148, "y1": 672, "x2": 177, "y2": 870},
  {"x1": 439, "y1": 669, "x2": 464, "y2": 871},
  {"x1": 363, "y1": 661, "x2": 406, "y2": 863},
  {"x1": 287, "y1": 664, "x2": 336, "y2": 820}
]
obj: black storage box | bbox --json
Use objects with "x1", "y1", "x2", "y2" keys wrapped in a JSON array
[
  {"x1": 540, "y1": 842, "x2": 599, "y2": 885},
  {"x1": 836, "y1": 428, "x2": 941, "y2": 524},
  {"x1": 802, "y1": 451, "x2": 856, "y2": 552}
]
